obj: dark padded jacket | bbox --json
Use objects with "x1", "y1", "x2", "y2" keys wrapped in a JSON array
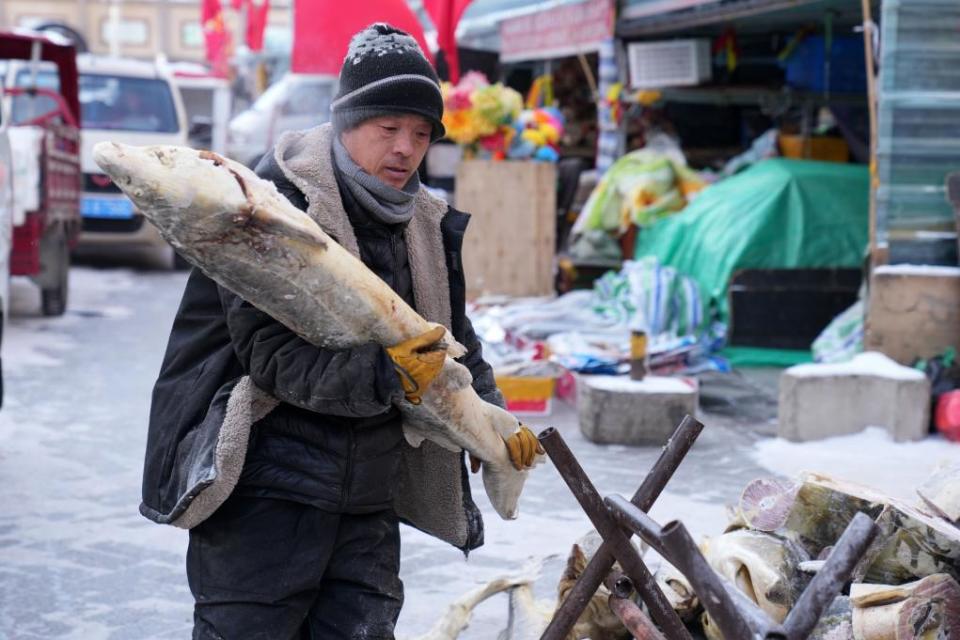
[{"x1": 140, "y1": 149, "x2": 499, "y2": 550}]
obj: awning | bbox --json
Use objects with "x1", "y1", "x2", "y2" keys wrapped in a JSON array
[
  {"x1": 455, "y1": 0, "x2": 585, "y2": 52},
  {"x1": 620, "y1": 0, "x2": 722, "y2": 22},
  {"x1": 618, "y1": 0, "x2": 865, "y2": 38},
  {"x1": 498, "y1": 0, "x2": 614, "y2": 62}
]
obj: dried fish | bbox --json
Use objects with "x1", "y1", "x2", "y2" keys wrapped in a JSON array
[
  {"x1": 701, "y1": 529, "x2": 811, "y2": 623},
  {"x1": 851, "y1": 574, "x2": 960, "y2": 639},
  {"x1": 736, "y1": 473, "x2": 960, "y2": 584},
  {"x1": 654, "y1": 562, "x2": 700, "y2": 622},
  {"x1": 917, "y1": 463, "x2": 960, "y2": 524}
]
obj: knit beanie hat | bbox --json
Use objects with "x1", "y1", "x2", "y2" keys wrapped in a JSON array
[{"x1": 331, "y1": 23, "x2": 445, "y2": 142}]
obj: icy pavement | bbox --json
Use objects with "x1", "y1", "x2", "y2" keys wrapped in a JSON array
[
  {"x1": 1, "y1": 267, "x2": 192, "y2": 639},
  {"x1": 0, "y1": 266, "x2": 955, "y2": 639}
]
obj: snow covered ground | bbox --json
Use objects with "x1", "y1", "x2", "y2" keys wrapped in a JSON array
[{"x1": 0, "y1": 265, "x2": 955, "y2": 639}]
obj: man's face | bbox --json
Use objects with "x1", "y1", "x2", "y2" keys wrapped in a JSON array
[{"x1": 340, "y1": 114, "x2": 433, "y2": 189}]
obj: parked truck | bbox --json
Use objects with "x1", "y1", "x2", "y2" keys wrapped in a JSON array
[{"x1": 0, "y1": 31, "x2": 82, "y2": 316}]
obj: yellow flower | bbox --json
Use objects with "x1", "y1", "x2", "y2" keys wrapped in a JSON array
[
  {"x1": 521, "y1": 129, "x2": 547, "y2": 147},
  {"x1": 441, "y1": 80, "x2": 523, "y2": 148},
  {"x1": 443, "y1": 110, "x2": 482, "y2": 144},
  {"x1": 540, "y1": 123, "x2": 560, "y2": 145}
]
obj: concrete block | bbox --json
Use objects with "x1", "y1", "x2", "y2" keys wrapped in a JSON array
[
  {"x1": 578, "y1": 375, "x2": 698, "y2": 446},
  {"x1": 778, "y1": 352, "x2": 931, "y2": 442}
]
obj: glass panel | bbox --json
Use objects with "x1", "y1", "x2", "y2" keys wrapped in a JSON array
[{"x1": 78, "y1": 74, "x2": 179, "y2": 133}]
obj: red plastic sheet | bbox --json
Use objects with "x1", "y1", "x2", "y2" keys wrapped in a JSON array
[
  {"x1": 424, "y1": 0, "x2": 473, "y2": 82},
  {"x1": 292, "y1": 0, "x2": 433, "y2": 75}
]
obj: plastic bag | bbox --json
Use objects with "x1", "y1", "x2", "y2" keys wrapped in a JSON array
[{"x1": 812, "y1": 300, "x2": 864, "y2": 363}]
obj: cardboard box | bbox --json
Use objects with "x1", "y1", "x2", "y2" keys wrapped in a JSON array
[
  {"x1": 866, "y1": 265, "x2": 960, "y2": 364},
  {"x1": 779, "y1": 134, "x2": 850, "y2": 163},
  {"x1": 455, "y1": 160, "x2": 557, "y2": 298}
]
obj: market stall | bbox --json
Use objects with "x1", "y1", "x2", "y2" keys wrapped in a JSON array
[
  {"x1": 558, "y1": 0, "x2": 877, "y2": 353},
  {"x1": 434, "y1": 0, "x2": 616, "y2": 299}
]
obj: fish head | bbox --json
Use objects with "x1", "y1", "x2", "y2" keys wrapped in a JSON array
[
  {"x1": 92, "y1": 142, "x2": 327, "y2": 253},
  {"x1": 92, "y1": 142, "x2": 252, "y2": 231}
]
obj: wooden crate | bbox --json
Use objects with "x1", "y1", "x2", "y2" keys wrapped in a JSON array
[
  {"x1": 455, "y1": 160, "x2": 556, "y2": 298},
  {"x1": 865, "y1": 266, "x2": 960, "y2": 364}
]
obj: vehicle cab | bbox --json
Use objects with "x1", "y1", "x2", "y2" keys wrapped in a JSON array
[
  {"x1": 4, "y1": 53, "x2": 188, "y2": 268},
  {"x1": 73, "y1": 55, "x2": 188, "y2": 264},
  {"x1": 0, "y1": 31, "x2": 82, "y2": 316}
]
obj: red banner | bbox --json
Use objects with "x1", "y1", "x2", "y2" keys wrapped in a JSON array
[
  {"x1": 202, "y1": 0, "x2": 232, "y2": 77},
  {"x1": 246, "y1": 0, "x2": 270, "y2": 51},
  {"x1": 424, "y1": 0, "x2": 473, "y2": 83},
  {"x1": 292, "y1": 0, "x2": 433, "y2": 76},
  {"x1": 499, "y1": 0, "x2": 614, "y2": 62}
]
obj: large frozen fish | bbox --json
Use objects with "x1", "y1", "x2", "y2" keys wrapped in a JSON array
[
  {"x1": 498, "y1": 584, "x2": 552, "y2": 640},
  {"x1": 851, "y1": 574, "x2": 960, "y2": 640},
  {"x1": 93, "y1": 142, "x2": 536, "y2": 519},
  {"x1": 741, "y1": 473, "x2": 960, "y2": 584},
  {"x1": 496, "y1": 539, "x2": 632, "y2": 640},
  {"x1": 406, "y1": 574, "x2": 537, "y2": 640},
  {"x1": 701, "y1": 529, "x2": 811, "y2": 624},
  {"x1": 917, "y1": 462, "x2": 960, "y2": 523},
  {"x1": 654, "y1": 562, "x2": 699, "y2": 622}
]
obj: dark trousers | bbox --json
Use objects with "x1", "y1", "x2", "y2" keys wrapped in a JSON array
[{"x1": 187, "y1": 495, "x2": 403, "y2": 640}]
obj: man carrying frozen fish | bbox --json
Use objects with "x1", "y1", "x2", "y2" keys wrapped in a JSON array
[{"x1": 140, "y1": 23, "x2": 541, "y2": 640}]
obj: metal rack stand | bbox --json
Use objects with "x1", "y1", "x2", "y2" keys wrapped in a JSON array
[{"x1": 537, "y1": 416, "x2": 879, "y2": 640}]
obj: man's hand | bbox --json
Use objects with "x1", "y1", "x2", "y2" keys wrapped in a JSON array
[
  {"x1": 386, "y1": 326, "x2": 447, "y2": 405},
  {"x1": 469, "y1": 425, "x2": 544, "y2": 473},
  {"x1": 505, "y1": 425, "x2": 544, "y2": 470}
]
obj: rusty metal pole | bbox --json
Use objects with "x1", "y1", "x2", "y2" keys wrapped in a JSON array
[
  {"x1": 784, "y1": 512, "x2": 879, "y2": 639},
  {"x1": 538, "y1": 428, "x2": 692, "y2": 640},
  {"x1": 609, "y1": 595, "x2": 668, "y2": 640},
  {"x1": 604, "y1": 495, "x2": 671, "y2": 555},
  {"x1": 660, "y1": 520, "x2": 787, "y2": 640},
  {"x1": 540, "y1": 416, "x2": 703, "y2": 639},
  {"x1": 603, "y1": 570, "x2": 634, "y2": 600},
  {"x1": 606, "y1": 495, "x2": 787, "y2": 639}
]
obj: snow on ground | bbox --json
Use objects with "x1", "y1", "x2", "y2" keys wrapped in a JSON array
[
  {"x1": 751, "y1": 426, "x2": 958, "y2": 502},
  {"x1": 785, "y1": 351, "x2": 925, "y2": 380},
  {"x1": 1, "y1": 265, "x2": 190, "y2": 640},
  {"x1": 4, "y1": 268, "x2": 136, "y2": 369},
  {"x1": 874, "y1": 264, "x2": 960, "y2": 277},
  {"x1": 2, "y1": 263, "x2": 957, "y2": 640}
]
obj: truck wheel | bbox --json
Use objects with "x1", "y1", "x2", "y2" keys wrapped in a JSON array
[{"x1": 41, "y1": 232, "x2": 70, "y2": 317}]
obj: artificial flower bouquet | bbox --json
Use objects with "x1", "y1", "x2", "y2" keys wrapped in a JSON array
[{"x1": 441, "y1": 72, "x2": 564, "y2": 162}]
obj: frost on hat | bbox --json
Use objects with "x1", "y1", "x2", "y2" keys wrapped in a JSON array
[{"x1": 331, "y1": 23, "x2": 445, "y2": 142}]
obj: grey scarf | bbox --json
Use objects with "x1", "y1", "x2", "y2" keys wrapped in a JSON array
[{"x1": 332, "y1": 137, "x2": 419, "y2": 225}]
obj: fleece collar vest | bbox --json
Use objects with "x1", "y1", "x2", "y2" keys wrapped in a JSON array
[
  {"x1": 268, "y1": 123, "x2": 477, "y2": 551},
  {"x1": 273, "y1": 123, "x2": 453, "y2": 331}
]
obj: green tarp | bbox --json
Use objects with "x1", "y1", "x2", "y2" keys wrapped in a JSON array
[
  {"x1": 634, "y1": 158, "x2": 869, "y2": 325},
  {"x1": 719, "y1": 346, "x2": 814, "y2": 368}
]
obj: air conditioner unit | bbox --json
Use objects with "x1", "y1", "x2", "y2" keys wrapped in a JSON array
[{"x1": 627, "y1": 39, "x2": 712, "y2": 89}]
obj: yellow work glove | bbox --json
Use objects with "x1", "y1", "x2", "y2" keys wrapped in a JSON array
[
  {"x1": 469, "y1": 424, "x2": 544, "y2": 473},
  {"x1": 386, "y1": 326, "x2": 447, "y2": 405},
  {"x1": 506, "y1": 425, "x2": 544, "y2": 470}
]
